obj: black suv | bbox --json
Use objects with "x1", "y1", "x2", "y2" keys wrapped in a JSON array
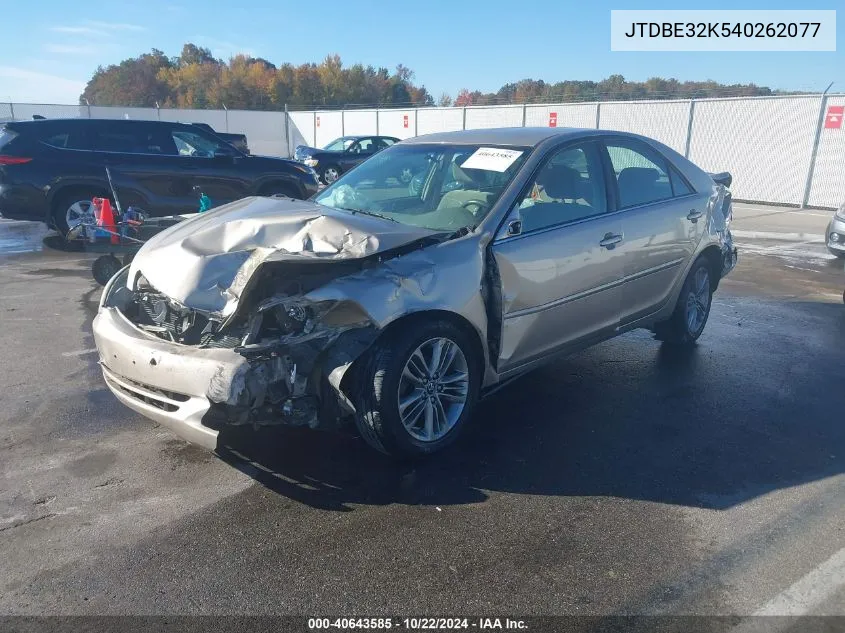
[{"x1": 0, "y1": 119, "x2": 320, "y2": 233}]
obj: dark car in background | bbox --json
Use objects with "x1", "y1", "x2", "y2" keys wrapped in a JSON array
[
  {"x1": 0, "y1": 118, "x2": 319, "y2": 234},
  {"x1": 293, "y1": 135, "x2": 399, "y2": 184},
  {"x1": 191, "y1": 122, "x2": 250, "y2": 154}
]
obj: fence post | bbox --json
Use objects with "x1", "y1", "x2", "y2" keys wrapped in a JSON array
[
  {"x1": 462, "y1": 107, "x2": 467, "y2": 130},
  {"x1": 522, "y1": 103, "x2": 527, "y2": 127},
  {"x1": 313, "y1": 112, "x2": 317, "y2": 147},
  {"x1": 223, "y1": 104, "x2": 229, "y2": 132},
  {"x1": 595, "y1": 102, "x2": 601, "y2": 129},
  {"x1": 284, "y1": 104, "x2": 291, "y2": 158},
  {"x1": 802, "y1": 92, "x2": 831, "y2": 208},
  {"x1": 684, "y1": 99, "x2": 696, "y2": 158},
  {"x1": 341, "y1": 109, "x2": 345, "y2": 136},
  {"x1": 375, "y1": 108, "x2": 379, "y2": 136},
  {"x1": 8, "y1": 102, "x2": 15, "y2": 121},
  {"x1": 414, "y1": 108, "x2": 419, "y2": 137}
]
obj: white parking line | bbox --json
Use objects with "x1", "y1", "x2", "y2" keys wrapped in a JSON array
[
  {"x1": 754, "y1": 547, "x2": 845, "y2": 615},
  {"x1": 61, "y1": 348, "x2": 98, "y2": 358}
]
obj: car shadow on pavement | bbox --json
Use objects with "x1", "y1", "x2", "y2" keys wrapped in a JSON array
[{"x1": 215, "y1": 299, "x2": 845, "y2": 513}]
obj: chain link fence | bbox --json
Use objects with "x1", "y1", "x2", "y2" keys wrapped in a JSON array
[{"x1": 3, "y1": 95, "x2": 844, "y2": 207}]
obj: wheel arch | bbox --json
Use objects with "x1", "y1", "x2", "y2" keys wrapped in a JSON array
[
  {"x1": 698, "y1": 244, "x2": 724, "y2": 291},
  {"x1": 48, "y1": 183, "x2": 113, "y2": 229},
  {"x1": 336, "y1": 308, "x2": 487, "y2": 404}
]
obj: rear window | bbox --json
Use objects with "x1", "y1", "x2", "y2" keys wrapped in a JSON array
[{"x1": 38, "y1": 125, "x2": 91, "y2": 150}]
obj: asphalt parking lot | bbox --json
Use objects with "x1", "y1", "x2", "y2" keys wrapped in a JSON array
[{"x1": 1, "y1": 203, "x2": 844, "y2": 617}]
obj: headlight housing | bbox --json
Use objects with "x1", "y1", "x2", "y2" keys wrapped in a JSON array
[
  {"x1": 835, "y1": 203, "x2": 845, "y2": 221},
  {"x1": 304, "y1": 158, "x2": 319, "y2": 168}
]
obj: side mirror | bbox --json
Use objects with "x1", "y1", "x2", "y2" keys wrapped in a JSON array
[{"x1": 506, "y1": 219, "x2": 522, "y2": 236}]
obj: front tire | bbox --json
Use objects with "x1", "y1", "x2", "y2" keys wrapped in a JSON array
[
  {"x1": 654, "y1": 257, "x2": 713, "y2": 346},
  {"x1": 353, "y1": 320, "x2": 481, "y2": 458},
  {"x1": 320, "y1": 165, "x2": 341, "y2": 185}
]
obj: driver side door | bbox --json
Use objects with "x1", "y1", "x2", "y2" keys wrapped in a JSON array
[
  {"x1": 491, "y1": 141, "x2": 627, "y2": 375},
  {"x1": 168, "y1": 127, "x2": 248, "y2": 206},
  {"x1": 339, "y1": 137, "x2": 376, "y2": 172}
]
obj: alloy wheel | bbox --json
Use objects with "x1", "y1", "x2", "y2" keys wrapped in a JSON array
[{"x1": 397, "y1": 337, "x2": 469, "y2": 443}]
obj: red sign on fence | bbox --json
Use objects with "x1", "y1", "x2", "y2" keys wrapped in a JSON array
[
  {"x1": 549, "y1": 112, "x2": 557, "y2": 128},
  {"x1": 403, "y1": 114, "x2": 409, "y2": 129},
  {"x1": 316, "y1": 116, "x2": 320, "y2": 128},
  {"x1": 825, "y1": 106, "x2": 844, "y2": 129}
]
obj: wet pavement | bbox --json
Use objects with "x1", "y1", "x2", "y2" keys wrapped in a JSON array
[{"x1": 0, "y1": 208, "x2": 843, "y2": 616}]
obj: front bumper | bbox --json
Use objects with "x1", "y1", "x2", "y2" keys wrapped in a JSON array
[{"x1": 92, "y1": 307, "x2": 251, "y2": 450}]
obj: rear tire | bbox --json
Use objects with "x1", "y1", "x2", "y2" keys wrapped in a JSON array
[
  {"x1": 52, "y1": 190, "x2": 107, "y2": 236},
  {"x1": 353, "y1": 319, "x2": 481, "y2": 458},
  {"x1": 654, "y1": 257, "x2": 713, "y2": 346}
]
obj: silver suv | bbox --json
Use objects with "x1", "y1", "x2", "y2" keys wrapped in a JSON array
[{"x1": 93, "y1": 127, "x2": 737, "y2": 458}]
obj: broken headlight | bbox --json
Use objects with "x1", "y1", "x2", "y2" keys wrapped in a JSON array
[{"x1": 256, "y1": 296, "x2": 317, "y2": 336}]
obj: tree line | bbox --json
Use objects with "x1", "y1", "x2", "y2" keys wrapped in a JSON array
[{"x1": 80, "y1": 44, "x2": 794, "y2": 110}]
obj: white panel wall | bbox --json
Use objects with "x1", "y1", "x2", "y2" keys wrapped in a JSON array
[
  {"x1": 689, "y1": 96, "x2": 821, "y2": 204},
  {"x1": 227, "y1": 109, "x2": 287, "y2": 157},
  {"x1": 12, "y1": 103, "x2": 88, "y2": 120},
  {"x1": 343, "y1": 110, "x2": 377, "y2": 136},
  {"x1": 600, "y1": 100, "x2": 690, "y2": 154},
  {"x1": 314, "y1": 111, "x2": 343, "y2": 147},
  {"x1": 807, "y1": 96, "x2": 845, "y2": 208},
  {"x1": 158, "y1": 108, "x2": 227, "y2": 129},
  {"x1": 525, "y1": 103, "x2": 597, "y2": 128},
  {"x1": 417, "y1": 108, "x2": 464, "y2": 135},
  {"x1": 378, "y1": 109, "x2": 416, "y2": 139},
  {"x1": 7, "y1": 95, "x2": 845, "y2": 206},
  {"x1": 89, "y1": 106, "x2": 159, "y2": 120},
  {"x1": 465, "y1": 105, "x2": 523, "y2": 129},
  {"x1": 289, "y1": 111, "x2": 315, "y2": 148}
]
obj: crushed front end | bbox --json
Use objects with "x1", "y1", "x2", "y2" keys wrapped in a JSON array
[{"x1": 92, "y1": 264, "x2": 375, "y2": 450}]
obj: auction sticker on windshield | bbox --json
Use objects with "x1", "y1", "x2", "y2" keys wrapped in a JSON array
[{"x1": 461, "y1": 148, "x2": 524, "y2": 172}]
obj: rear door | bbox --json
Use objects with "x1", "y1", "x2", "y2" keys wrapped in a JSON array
[
  {"x1": 492, "y1": 141, "x2": 626, "y2": 373},
  {"x1": 92, "y1": 120, "x2": 190, "y2": 216},
  {"x1": 602, "y1": 138, "x2": 707, "y2": 324}
]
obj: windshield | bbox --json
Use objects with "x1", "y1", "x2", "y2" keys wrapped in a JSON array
[
  {"x1": 323, "y1": 136, "x2": 357, "y2": 151},
  {"x1": 313, "y1": 144, "x2": 530, "y2": 232}
]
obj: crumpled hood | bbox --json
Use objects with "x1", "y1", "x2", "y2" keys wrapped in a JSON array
[{"x1": 127, "y1": 196, "x2": 438, "y2": 317}]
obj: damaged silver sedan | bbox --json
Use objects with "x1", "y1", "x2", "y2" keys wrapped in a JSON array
[{"x1": 93, "y1": 127, "x2": 737, "y2": 457}]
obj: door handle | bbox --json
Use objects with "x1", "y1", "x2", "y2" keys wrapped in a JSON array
[
  {"x1": 599, "y1": 232, "x2": 624, "y2": 249},
  {"x1": 687, "y1": 209, "x2": 703, "y2": 222}
]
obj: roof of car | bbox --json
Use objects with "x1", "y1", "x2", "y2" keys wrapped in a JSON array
[{"x1": 401, "y1": 127, "x2": 622, "y2": 147}]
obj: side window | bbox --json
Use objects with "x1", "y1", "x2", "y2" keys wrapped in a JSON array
[
  {"x1": 670, "y1": 166, "x2": 694, "y2": 196},
  {"x1": 170, "y1": 129, "x2": 222, "y2": 157},
  {"x1": 42, "y1": 125, "x2": 90, "y2": 150},
  {"x1": 517, "y1": 143, "x2": 607, "y2": 233},
  {"x1": 605, "y1": 141, "x2": 674, "y2": 208},
  {"x1": 350, "y1": 138, "x2": 374, "y2": 154},
  {"x1": 94, "y1": 125, "x2": 174, "y2": 155},
  {"x1": 378, "y1": 137, "x2": 396, "y2": 148}
]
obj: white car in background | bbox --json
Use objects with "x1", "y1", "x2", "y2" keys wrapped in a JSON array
[{"x1": 825, "y1": 202, "x2": 845, "y2": 258}]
